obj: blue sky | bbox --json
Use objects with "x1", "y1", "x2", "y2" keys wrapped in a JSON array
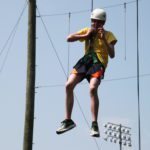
[{"x1": 0, "y1": 0, "x2": 150, "y2": 150}]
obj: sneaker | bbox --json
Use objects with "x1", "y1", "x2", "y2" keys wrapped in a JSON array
[
  {"x1": 90, "y1": 121, "x2": 100, "y2": 137},
  {"x1": 56, "y1": 119, "x2": 76, "y2": 134}
]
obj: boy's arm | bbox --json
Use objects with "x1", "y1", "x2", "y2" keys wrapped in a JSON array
[
  {"x1": 103, "y1": 39, "x2": 116, "y2": 58},
  {"x1": 98, "y1": 28, "x2": 116, "y2": 58},
  {"x1": 67, "y1": 28, "x2": 96, "y2": 42}
]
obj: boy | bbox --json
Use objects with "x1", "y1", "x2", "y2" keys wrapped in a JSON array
[{"x1": 56, "y1": 8, "x2": 117, "y2": 137}]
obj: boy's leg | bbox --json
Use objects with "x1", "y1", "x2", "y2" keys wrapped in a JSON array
[
  {"x1": 89, "y1": 77, "x2": 101, "y2": 137},
  {"x1": 56, "y1": 73, "x2": 84, "y2": 134},
  {"x1": 89, "y1": 77, "x2": 100, "y2": 122},
  {"x1": 65, "y1": 73, "x2": 84, "y2": 119}
]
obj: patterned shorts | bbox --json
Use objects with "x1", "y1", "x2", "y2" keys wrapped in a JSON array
[{"x1": 71, "y1": 52, "x2": 105, "y2": 82}]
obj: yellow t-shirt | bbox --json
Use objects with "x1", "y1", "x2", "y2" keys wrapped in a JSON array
[{"x1": 77, "y1": 27, "x2": 117, "y2": 68}]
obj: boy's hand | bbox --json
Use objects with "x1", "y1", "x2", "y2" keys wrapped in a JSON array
[{"x1": 98, "y1": 27, "x2": 105, "y2": 39}]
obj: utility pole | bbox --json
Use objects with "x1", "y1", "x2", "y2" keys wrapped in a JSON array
[{"x1": 23, "y1": 0, "x2": 36, "y2": 150}]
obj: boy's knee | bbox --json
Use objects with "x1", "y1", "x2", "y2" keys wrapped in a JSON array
[
  {"x1": 89, "y1": 85, "x2": 97, "y2": 96},
  {"x1": 65, "y1": 81, "x2": 74, "y2": 91}
]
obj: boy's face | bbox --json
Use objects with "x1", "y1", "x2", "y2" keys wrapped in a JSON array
[{"x1": 91, "y1": 19, "x2": 105, "y2": 29}]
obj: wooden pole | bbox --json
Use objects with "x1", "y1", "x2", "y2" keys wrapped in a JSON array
[{"x1": 23, "y1": 0, "x2": 36, "y2": 150}]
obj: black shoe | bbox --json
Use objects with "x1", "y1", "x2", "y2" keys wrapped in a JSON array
[
  {"x1": 90, "y1": 121, "x2": 100, "y2": 137},
  {"x1": 56, "y1": 119, "x2": 76, "y2": 134}
]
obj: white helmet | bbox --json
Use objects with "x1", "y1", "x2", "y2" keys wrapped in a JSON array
[{"x1": 91, "y1": 8, "x2": 106, "y2": 21}]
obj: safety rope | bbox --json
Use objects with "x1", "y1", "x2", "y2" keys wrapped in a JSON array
[{"x1": 124, "y1": 2, "x2": 127, "y2": 60}]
